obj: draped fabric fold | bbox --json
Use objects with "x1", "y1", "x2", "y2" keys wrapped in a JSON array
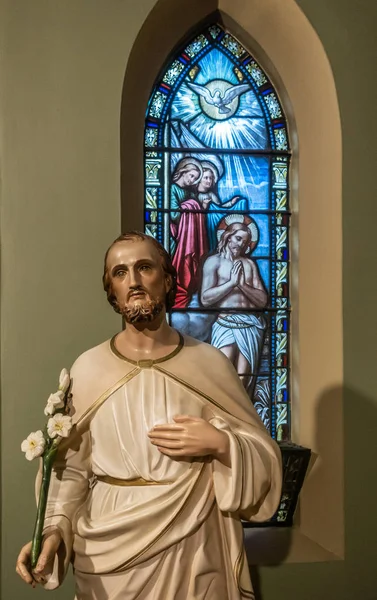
[
  {"x1": 39, "y1": 335, "x2": 282, "y2": 599},
  {"x1": 171, "y1": 199, "x2": 209, "y2": 308}
]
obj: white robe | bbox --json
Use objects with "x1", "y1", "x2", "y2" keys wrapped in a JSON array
[
  {"x1": 211, "y1": 314, "x2": 266, "y2": 377},
  {"x1": 40, "y1": 335, "x2": 282, "y2": 599}
]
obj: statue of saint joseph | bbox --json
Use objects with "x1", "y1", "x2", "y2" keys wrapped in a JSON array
[{"x1": 17, "y1": 231, "x2": 282, "y2": 599}]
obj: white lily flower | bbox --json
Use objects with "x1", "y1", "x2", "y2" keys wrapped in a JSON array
[
  {"x1": 21, "y1": 431, "x2": 46, "y2": 461},
  {"x1": 47, "y1": 413, "x2": 73, "y2": 439},
  {"x1": 58, "y1": 368, "x2": 70, "y2": 393},
  {"x1": 44, "y1": 391, "x2": 65, "y2": 416}
]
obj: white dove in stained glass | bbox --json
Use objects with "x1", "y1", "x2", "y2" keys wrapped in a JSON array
[{"x1": 186, "y1": 81, "x2": 250, "y2": 115}]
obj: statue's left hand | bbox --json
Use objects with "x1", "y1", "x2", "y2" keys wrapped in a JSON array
[{"x1": 148, "y1": 416, "x2": 230, "y2": 466}]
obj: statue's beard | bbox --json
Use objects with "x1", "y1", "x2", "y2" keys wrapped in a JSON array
[{"x1": 119, "y1": 297, "x2": 164, "y2": 324}]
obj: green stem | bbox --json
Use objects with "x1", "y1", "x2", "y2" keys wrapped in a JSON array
[{"x1": 31, "y1": 447, "x2": 57, "y2": 569}]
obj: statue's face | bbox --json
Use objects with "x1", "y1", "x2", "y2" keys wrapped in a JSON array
[
  {"x1": 227, "y1": 229, "x2": 249, "y2": 258},
  {"x1": 106, "y1": 239, "x2": 171, "y2": 321}
]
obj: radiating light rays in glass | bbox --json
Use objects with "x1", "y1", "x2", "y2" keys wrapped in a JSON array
[
  {"x1": 171, "y1": 82, "x2": 201, "y2": 123},
  {"x1": 196, "y1": 48, "x2": 239, "y2": 86},
  {"x1": 168, "y1": 152, "x2": 270, "y2": 211},
  {"x1": 188, "y1": 114, "x2": 268, "y2": 151},
  {"x1": 170, "y1": 48, "x2": 267, "y2": 151},
  {"x1": 216, "y1": 155, "x2": 269, "y2": 206}
]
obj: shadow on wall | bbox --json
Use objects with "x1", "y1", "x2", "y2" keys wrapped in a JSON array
[
  {"x1": 249, "y1": 383, "x2": 377, "y2": 600},
  {"x1": 342, "y1": 384, "x2": 377, "y2": 598},
  {"x1": 247, "y1": 384, "x2": 343, "y2": 599}
]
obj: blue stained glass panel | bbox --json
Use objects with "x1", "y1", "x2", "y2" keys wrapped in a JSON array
[
  {"x1": 170, "y1": 48, "x2": 268, "y2": 150},
  {"x1": 168, "y1": 152, "x2": 270, "y2": 216},
  {"x1": 144, "y1": 22, "x2": 291, "y2": 440}
]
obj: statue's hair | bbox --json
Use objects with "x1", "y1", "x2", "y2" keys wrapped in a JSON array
[
  {"x1": 102, "y1": 231, "x2": 177, "y2": 314},
  {"x1": 217, "y1": 222, "x2": 251, "y2": 257}
]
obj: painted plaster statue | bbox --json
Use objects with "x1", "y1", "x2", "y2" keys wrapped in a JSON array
[
  {"x1": 201, "y1": 217, "x2": 267, "y2": 396},
  {"x1": 17, "y1": 231, "x2": 281, "y2": 599}
]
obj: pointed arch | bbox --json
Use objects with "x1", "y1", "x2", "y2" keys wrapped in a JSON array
[{"x1": 121, "y1": 0, "x2": 343, "y2": 558}]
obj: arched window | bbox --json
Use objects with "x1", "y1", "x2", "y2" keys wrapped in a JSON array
[{"x1": 144, "y1": 22, "x2": 291, "y2": 442}]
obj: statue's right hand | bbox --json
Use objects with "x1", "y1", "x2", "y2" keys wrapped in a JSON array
[{"x1": 16, "y1": 529, "x2": 62, "y2": 587}]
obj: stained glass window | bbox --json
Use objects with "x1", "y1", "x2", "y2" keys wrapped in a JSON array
[{"x1": 144, "y1": 23, "x2": 291, "y2": 441}]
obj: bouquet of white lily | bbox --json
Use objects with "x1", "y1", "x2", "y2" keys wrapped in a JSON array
[{"x1": 21, "y1": 368, "x2": 72, "y2": 569}]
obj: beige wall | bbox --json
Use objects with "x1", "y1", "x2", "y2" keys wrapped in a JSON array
[
  {"x1": 0, "y1": 2, "x2": 157, "y2": 598},
  {"x1": 1, "y1": 0, "x2": 376, "y2": 599}
]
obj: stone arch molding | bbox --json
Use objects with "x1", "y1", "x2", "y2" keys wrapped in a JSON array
[{"x1": 121, "y1": 0, "x2": 343, "y2": 560}]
